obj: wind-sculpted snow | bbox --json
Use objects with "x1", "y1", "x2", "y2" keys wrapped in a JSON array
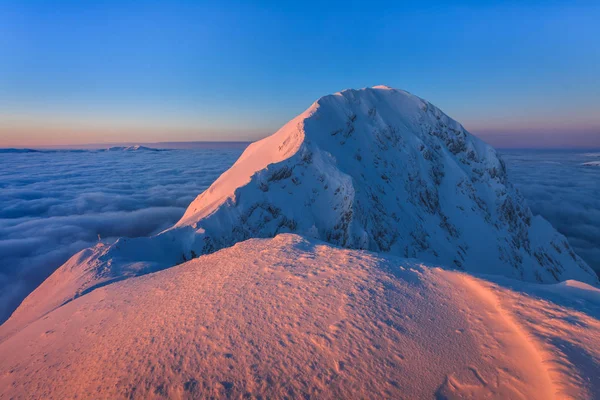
[
  {"x1": 4, "y1": 86, "x2": 597, "y2": 334},
  {"x1": 1, "y1": 235, "x2": 599, "y2": 399}
]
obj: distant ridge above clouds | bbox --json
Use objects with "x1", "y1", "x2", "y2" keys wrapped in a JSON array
[
  {"x1": 1, "y1": 141, "x2": 252, "y2": 151},
  {"x1": 1, "y1": 142, "x2": 251, "y2": 152},
  {"x1": 104, "y1": 145, "x2": 165, "y2": 152}
]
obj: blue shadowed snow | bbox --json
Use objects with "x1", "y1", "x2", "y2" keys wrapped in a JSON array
[{"x1": 501, "y1": 149, "x2": 600, "y2": 275}]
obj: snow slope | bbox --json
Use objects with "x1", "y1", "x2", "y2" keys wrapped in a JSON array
[
  {"x1": 1, "y1": 235, "x2": 598, "y2": 399},
  {"x1": 3, "y1": 86, "x2": 596, "y2": 336}
]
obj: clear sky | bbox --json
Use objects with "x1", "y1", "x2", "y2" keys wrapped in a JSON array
[{"x1": 1, "y1": 0, "x2": 599, "y2": 148}]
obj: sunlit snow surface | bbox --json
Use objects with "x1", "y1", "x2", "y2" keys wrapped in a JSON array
[
  {"x1": 0, "y1": 147, "x2": 244, "y2": 323},
  {"x1": 501, "y1": 149, "x2": 600, "y2": 275},
  {"x1": 1, "y1": 234, "x2": 599, "y2": 399}
]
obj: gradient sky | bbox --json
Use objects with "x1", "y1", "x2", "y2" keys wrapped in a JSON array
[{"x1": 1, "y1": 0, "x2": 599, "y2": 148}]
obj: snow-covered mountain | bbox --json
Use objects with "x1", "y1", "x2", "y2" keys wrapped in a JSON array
[
  {"x1": 3, "y1": 86, "x2": 597, "y2": 337},
  {"x1": 2, "y1": 86, "x2": 600, "y2": 399},
  {"x1": 174, "y1": 85, "x2": 596, "y2": 284}
]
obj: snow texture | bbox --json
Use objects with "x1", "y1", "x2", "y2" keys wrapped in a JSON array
[{"x1": 1, "y1": 234, "x2": 599, "y2": 399}]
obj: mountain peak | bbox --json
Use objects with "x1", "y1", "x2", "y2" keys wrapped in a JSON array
[{"x1": 175, "y1": 85, "x2": 595, "y2": 283}]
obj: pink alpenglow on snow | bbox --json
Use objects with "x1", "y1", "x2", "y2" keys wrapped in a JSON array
[
  {"x1": 1, "y1": 87, "x2": 599, "y2": 399},
  {"x1": 1, "y1": 235, "x2": 599, "y2": 399}
]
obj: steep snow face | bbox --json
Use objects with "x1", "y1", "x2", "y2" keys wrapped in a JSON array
[
  {"x1": 4, "y1": 86, "x2": 597, "y2": 333},
  {"x1": 176, "y1": 86, "x2": 596, "y2": 284},
  {"x1": 1, "y1": 235, "x2": 599, "y2": 399}
]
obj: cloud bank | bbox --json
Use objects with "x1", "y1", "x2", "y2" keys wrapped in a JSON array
[
  {"x1": 0, "y1": 148, "x2": 243, "y2": 323},
  {"x1": 501, "y1": 150, "x2": 600, "y2": 277}
]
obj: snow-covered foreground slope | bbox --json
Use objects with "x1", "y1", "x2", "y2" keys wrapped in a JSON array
[
  {"x1": 1, "y1": 234, "x2": 599, "y2": 399},
  {"x1": 5, "y1": 86, "x2": 596, "y2": 335}
]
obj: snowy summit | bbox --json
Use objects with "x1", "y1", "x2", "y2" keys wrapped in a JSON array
[
  {"x1": 1, "y1": 86, "x2": 599, "y2": 399},
  {"x1": 176, "y1": 85, "x2": 596, "y2": 284}
]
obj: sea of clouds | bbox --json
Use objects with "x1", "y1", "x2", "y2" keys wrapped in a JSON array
[
  {"x1": 0, "y1": 147, "x2": 244, "y2": 323},
  {"x1": 501, "y1": 149, "x2": 600, "y2": 277},
  {"x1": 0, "y1": 146, "x2": 598, "y2": 324}
]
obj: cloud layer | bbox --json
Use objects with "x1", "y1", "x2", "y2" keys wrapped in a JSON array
[
  {"x1": 0, "y1": 148, "x2": 242, "y2": 323},
  {"x1": 501, "y1": 149, "x2": 600, "y2": 276}
]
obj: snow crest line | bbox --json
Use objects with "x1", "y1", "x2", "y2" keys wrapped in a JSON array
[{"x1": 458, "y1": 274, "x2": 559, "y2": 399}]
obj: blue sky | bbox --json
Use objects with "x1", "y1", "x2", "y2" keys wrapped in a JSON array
[{"x1": 1, "y1": 0, "x2": 599, "y2": 147}]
